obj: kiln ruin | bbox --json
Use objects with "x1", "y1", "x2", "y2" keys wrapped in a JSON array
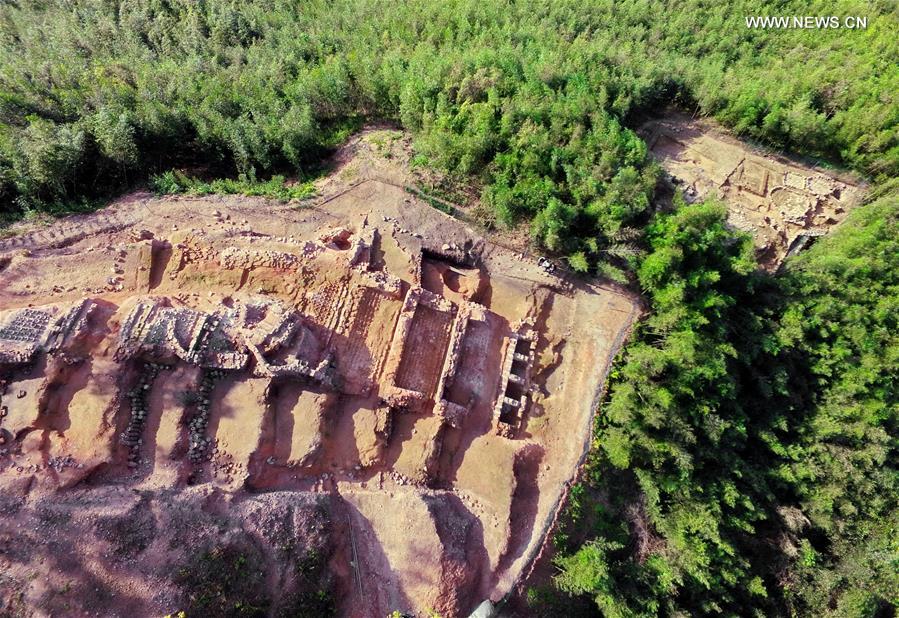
[{"x1": 0, "y1": 141, "x2": 637, "y2": 617}]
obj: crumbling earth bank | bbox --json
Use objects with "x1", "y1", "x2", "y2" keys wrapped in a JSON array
[
  {"x1": 0, "y1": 139, "x2": 637, "y2": 617},
  {"x1": 0, "y1": 486, "x2": 338, "y2": 617}
]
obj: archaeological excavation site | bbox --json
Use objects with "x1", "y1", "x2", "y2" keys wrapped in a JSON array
[
  {"x1": 0, "y1": 136, "x2": 638, "y2": 617},
  {"x1": 640, "y1": 113, "x2": 865, "y2": 269},
  {"x1": 2, "y1": 1, "x2": 894, "y2": 614}
]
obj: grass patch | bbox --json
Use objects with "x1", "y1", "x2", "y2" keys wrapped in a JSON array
[
  {"x1": 150, "y1": 170, "x2": 317, "y2": 203},
  {"x1": 175, "y1": 540, "x2": 270, "y2": 617}
]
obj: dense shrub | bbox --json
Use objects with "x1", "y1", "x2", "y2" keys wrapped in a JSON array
[{"x1": 548, "y1": 195, "x2": 898, "y2": 616}]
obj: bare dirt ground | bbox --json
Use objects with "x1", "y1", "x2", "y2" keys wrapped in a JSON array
[
  {"x1": 0, "y1": 131, "x2": 638, "y2": 617},
  {"x1": 640, "y1": 112, "x2": 865, "y2": 269}
]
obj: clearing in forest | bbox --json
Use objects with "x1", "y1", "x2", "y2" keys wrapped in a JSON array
[
  {"x1": 0, "y1": 131, "x2": 638, "y2": 617},
  {"x1": 641, "y1": 113, "x2": 865, "y2": 269}
]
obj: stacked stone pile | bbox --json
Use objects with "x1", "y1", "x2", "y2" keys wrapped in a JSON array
[
  {"x1": 187, "y1": 369, "x2": 225, "y2": 463},
  {"x1": 121, "y1": 362, "x2": 167, "y2": 467}
]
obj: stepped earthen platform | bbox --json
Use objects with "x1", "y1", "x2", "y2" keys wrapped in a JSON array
[{"x1": 0, "y1": 145, "x2": 637, "y2": 616}]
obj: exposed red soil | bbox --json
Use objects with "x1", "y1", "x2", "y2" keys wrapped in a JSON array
[{"x1": 0, "y1": 130, "x2": 638, "y2": 617}]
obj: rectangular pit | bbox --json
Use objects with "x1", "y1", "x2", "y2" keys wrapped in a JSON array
[
  {"x1": 443, "y1": 318, "x2": 501, "y2": 409},
  {"x1": 394, "y1": 303, "x2": 453, "y2": 398},
  {"x1": 338, "y1": 287, "x2": 401, "y2": 392}
]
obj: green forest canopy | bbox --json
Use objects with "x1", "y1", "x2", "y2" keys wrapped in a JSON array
[
  {"x1": 1, "y1": 1, "x2": 897, "y2": 616},
  {"x1": 549, "y1": 192, "x2": 898, "y2": 618}
]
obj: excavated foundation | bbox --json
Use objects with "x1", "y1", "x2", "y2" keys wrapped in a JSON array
[
  {"x1": 641, "y1": 112, "x2": 865, "y2": 269},
  {"x1": 0, "y1": 142, "x2": 638, "y2": 617}
]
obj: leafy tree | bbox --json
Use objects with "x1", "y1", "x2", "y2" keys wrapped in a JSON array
[{"x1": 553, "y1": 193, "x2": 898, "y2": 616}]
